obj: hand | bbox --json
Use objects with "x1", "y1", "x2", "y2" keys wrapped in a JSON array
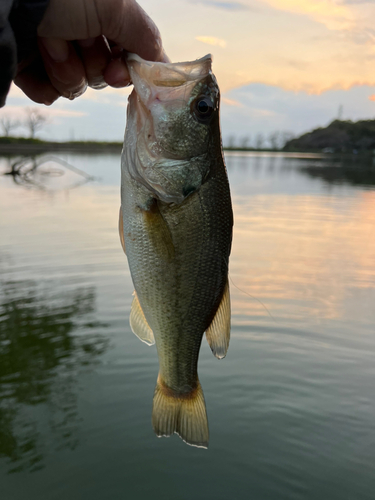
[{"x1": 14, "y1": 0, "x2": 167, "y2": 105}]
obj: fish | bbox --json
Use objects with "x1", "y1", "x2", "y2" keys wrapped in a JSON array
[{"x1": 119, "y1": 53, "x2": 233, "y2": 448}]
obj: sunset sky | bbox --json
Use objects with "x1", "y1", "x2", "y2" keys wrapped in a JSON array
[{"x1": 1, "y1": 0, "x2": 375, "y2": 145}]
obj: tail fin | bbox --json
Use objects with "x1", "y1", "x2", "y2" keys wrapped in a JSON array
[{"x1": 152, "y1": 375, "x2": 209, "y2": 449}]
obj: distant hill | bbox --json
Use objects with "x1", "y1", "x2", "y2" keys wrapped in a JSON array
[{"x1": 283, "y1": 119, "x2": 375, "y2": 153}]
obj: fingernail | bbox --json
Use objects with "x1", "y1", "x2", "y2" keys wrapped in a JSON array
[
  {"x1": 78, "y1": 38, "x2": 96, "y2": 48},
  {"x1": 111, "y1": 79, "x2": 131, "y2": 88},
  {"x1": 90, "y1": 76, "x2": 108, "y2": 90},
  {"x1": 62, "y1": 81, "x2": 88, "y2": 100},
  {"x1": 41, "y1": 37, "x2": 69, "y2": 63}
]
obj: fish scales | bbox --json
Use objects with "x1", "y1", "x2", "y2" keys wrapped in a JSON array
[{"x1": 120, "y1": 53, "x2": 233, "y2": 448}]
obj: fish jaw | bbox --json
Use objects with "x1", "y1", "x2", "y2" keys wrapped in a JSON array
[
  {"x1": 126, "y1": 53, "x2": 213, "y2": 109},
  {"x1": 123, "y1": 54, "x2": 221, "y2": 204}
]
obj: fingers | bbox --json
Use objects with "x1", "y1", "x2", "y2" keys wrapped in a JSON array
[
  {"x1": 77, "y1": 36, "x2": 111, "y2": 89},
  {"x1": 103, "y1": 56, "x2": 131, "y2": 88},
  {"x1": 38, "y1": 0, "x2": 166, "y2": 62},
  {"x1": 38, "y1": 38, "x2": 87, "y2": 99},
  {"x1": 19, "y1": 0, "x2": 169, "y2": 103},
  {"x1": 14, "y1": 55, "x2": 60, "y2": 105},
  {"x1": 99, "y1": 0, "x2": 165, "y2": 63}
]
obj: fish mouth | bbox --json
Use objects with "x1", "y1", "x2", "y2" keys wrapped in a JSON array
[
  {"x1": 126, "y1": 54, "x2": 214, "y2": 162},
  {"x1": 123, "y1": 54, "x2": 216, "y2": 203},
  {"x1": 126, "y1": 53, "x2": 212, "y2": 111}
]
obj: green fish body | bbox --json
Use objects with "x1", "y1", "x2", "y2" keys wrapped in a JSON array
[{"x1": 120, "y1": 54, "x2": 233, "y2": 448}]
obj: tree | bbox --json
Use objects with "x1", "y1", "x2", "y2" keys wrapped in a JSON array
[
  {"x1": 268, "y1": 131, "x2": 280, "y2": 150},
  {"x1": 240, "y1": 136, "x2": 251, "y2": 149},
  {"x1": 255, "y1": 133, "x2": 264, "y2": 150},
  {"x1": 280, "y1": 131, "x2": 295, "y2": 149},
  {"x1": 227, "y1": 135, "x2": 236, "y2": 148},
  {"x1": 0, "y1": 116, "x2": 20, "y2": 137},
  {"x1": 25, "y1": 108, "x2": 47, "y2": 138}
]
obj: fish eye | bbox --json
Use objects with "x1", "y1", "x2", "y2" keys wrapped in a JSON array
[{"x1": 192, "y1": 96, "x2": 215, "y2": 123}]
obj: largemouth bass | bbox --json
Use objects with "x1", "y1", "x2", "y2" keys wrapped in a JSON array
[{"x1": 120, "y1": 53, "x2": 233, "y2": 448}]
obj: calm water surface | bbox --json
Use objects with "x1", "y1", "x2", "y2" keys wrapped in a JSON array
[{"x1": 0, "y1": 152, "x2": 374, "y2": 499}]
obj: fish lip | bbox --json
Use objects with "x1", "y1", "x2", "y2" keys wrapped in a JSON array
[
  {"x1": 126, "y1": 53, "x2": 213, "y2": 110},
  {"x1": 126, "y1": 53, "x2": 213, "y2": 73}
]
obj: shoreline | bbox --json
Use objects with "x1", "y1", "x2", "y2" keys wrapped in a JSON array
[{"x1": 0, "y1": 140, "x2": 374, "y2": 157}]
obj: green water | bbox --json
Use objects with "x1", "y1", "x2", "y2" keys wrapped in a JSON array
[{"x1": 1, "y1": 152, "x2": 375, "y2": 499}]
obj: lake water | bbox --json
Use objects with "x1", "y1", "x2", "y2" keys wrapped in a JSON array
[{"x1": 1, "y1": 151, "x2": 375, "y2": 499}]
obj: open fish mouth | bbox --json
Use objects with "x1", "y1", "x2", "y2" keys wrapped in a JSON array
[
  {"x1": 126, "y1": 53, "x2": 215, "y2": 161},
  {"x1": 123, "y1": 53, "x2": 221, "y2": 204},
  {"x1": 126, "y1": 53, "x2": 213, "y2": 109}
]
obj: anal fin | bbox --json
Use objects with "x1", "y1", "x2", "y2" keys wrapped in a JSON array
[
  {"x1": 130, "y1": 291, "x2": 155, "y2": 345},
  {"x1": 206, "y1": 279, "x2": 231, "y2": 359}
]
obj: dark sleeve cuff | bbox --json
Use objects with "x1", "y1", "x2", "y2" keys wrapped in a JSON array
[
  {"x1": 9, "y1": 0, "x2": 50, "y2": 63},
  {"x1": 0, "y1": 0, "x2": 50, "y2": 107}
]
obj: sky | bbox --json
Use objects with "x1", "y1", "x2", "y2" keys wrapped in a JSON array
[{"x1": 1, "y1": 0, "x2": 375, "y2": 146}]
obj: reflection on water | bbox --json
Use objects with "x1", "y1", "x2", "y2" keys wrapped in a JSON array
[
  {"x1": 0, "y1": 151, "x2": 375, "y2": 499},
  {"x1": 0, "y1": 278, "x2": 108, "y2": 473},
  {"x1": 299, "y1": 163, "x2": 375, "y2": 187},
  {"x1": 2, "y1": 155, "x2": 94, "y2": 191}
]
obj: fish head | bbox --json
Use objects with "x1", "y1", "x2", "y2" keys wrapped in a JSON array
[{"x1": 123, "y1": 54, "x2": 221, "y2": 204}]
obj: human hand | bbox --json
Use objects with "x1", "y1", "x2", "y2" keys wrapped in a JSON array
[{"x1": 15, "y1": 0, "x2": 167, "y2": 105}]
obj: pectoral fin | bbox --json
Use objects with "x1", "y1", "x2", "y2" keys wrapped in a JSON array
[
  {"x1": 119, "y1": 207, "x2": 126, "y2": 254},
  {"x1": 142, "y1": 199, "x2": 175, "y2": 262},
  {"x1": 206, "y1": 279, "x2": 231, "y2": 359},
  {"x1": 130, "y1": 291, "x2": 155, "y2": 345}
]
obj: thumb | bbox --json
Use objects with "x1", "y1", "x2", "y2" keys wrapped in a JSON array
[
  {"x1": 105, "y1": 1, "x2": 165, "y2": 62},
  {"x1": 38, "y1": 0, "x2": 166, "y2": 63}
]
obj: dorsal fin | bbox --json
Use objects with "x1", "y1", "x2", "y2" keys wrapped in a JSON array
[
  {"x1": 206, "y1": 279, "x2": 231, "y2": 359},
  {"x1": 130, "y1": 291, "x2": 155, "y2": 345}
]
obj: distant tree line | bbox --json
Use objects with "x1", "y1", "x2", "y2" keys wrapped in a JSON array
[
  {"x1": 0, "y1": 108, "x2": 47, "y2": 139},
  {"x1": 225, "y1": 131, "x2": 295, "y2": 151},
  {"x1": 283, "y1": 119, "x2": 375, "y2": 153}
]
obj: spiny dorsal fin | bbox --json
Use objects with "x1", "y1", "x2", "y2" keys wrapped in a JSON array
[
  {"x1": 206, "y1": 279, "x2": 231, "y2": 359},
  {"x1": 130, "y1": 291, "x2": 155, "y2": 345},
  {"x1": 119, "y1": 206, "x2": 126, "y2": 255}
]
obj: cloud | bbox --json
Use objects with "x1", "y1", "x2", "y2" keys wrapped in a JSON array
[
  {"x1": 220, "y1": 82, "x2": 375, "y2": 141},
  {"x1": 252, "y1": 108, "x2": 277, "y2": 117},
  {"x1": 44, "y1": 109, "x2": 87, "y2": 117},
  {"x1": 189, "y1": 0, "x2": 252, "y2": 11},
  {"x1": 6, "y1": 83, "x2": 132, "y2": 105},
  {"x1": 261, "y1": 0, "x2": 375, "y2": 36},
  {"x1": 222, "y1": 97, "x2": 242, "y2": 106},
  {"x1": 262, "y1": 0, "x2": 354, "y2": 30},
  {"x1": 80, "y1": 86, "x2": 132, "y2": 100},
  {"x1": 196, "y1": 36, "x2": 227, "y2": 47},
  {"x1": 339, "y1": 0, "x2": 373, "y2": 4},
  {"x1": 285, "y1": 59, "x2": 310, "y2": 71},
  {"x1": 0, "y1": 105, "x2": 87, "y2": 119}
]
